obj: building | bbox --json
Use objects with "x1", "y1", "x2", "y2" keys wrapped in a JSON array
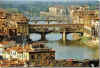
[
  {"x1": 0, "y1": 9, "x2": 29, "y2": 41},
  {"x1": 68, "y1": 5, "x2": 99, "y2": 37},
  {"x1": 49, "y1": 5, "x2": 66, "y2": 17},
  {"x1": 91, "y1": 18, "x2": 100, "y2": 37},
  {"x1": 69, "y1": 6, "x2": 99, "y2": 24},
  {"x1": 2, "y1": 42, "x2": 55, "y2": 66},
  {"x1": 3, "y1": 13, "x2": 29, "y2": 42},
  {"x1": 68, "y1": 6, "x2": 89, "y2": 24},
  {"x1": 40, "y1": 11, "x2": 50, "y2": 17},
  {"x1": 40, "y1": 5, "x2": 67, "y2": 20},
  {"x1": 4, "y1": 44, "x2": 31, "y2": 62},
  {"x1": 0, "y1": 41, "x2": 16, "y2": 60},
  {"x1": 0, "y1": 44, "x2": 4, "y2": 56},
  {"x1": 8, "y1": 13, "x2": 29, "y2": 37},
  {"x1": 29, "y1": 48, "x2": 55, "y2": 66},
  {"x1": 0, "y1": 9, "x2": 10, "y2": 37}
]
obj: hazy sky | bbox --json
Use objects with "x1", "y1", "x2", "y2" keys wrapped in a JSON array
[{"x1": 1, "y1": 0, "x2": 98, "y2": 2}]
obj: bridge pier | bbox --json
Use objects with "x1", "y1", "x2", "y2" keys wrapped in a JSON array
[
  {"x1": 47, "y1": 21, "x2": 50, "y2": 24},
  {"x1": 62, "y1": 30, "x2": 66, "y2": 41},
  {"x1": 80, "y1": 32, "x2": 84, "y2": 36},
  {"x1": 40, "y1": 32, "x2": 47, "y2": 41}
]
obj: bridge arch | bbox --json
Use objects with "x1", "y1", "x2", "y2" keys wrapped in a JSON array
[
  {"x1": 30, "y1": 33, "x2": 41, "y2": 41},
  {"x1": 66, "y1": 32, "x2": 83, "y2": 40}
]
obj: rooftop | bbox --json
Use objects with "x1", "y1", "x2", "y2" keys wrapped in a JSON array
[
  {"x1": 0, "y1": 41, "x2": 16, "y2": 48},
  {"x1": 11, "y1": 13, "x2": 29, "y2": 23},
  {"x1": 0, "y1": 10, "x2": 7, "y2": 19}
]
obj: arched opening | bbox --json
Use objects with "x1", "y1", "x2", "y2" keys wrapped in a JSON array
[
  {"x1": 30, "y1": 33, "x2": 41, "y2": 41},
  {"x1": 67, "y1": 33, "x2": 82, "y2": 40},
  {"x1": 46, "y1": 33, "x2": 62, "y2": 41}
]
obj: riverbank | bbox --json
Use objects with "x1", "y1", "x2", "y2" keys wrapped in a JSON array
[
  {"x1": 57, "y1": 35, "x2": 99, "y2": 49},
  {"x1": 80, "y1": 36, "x2": 99, "y2": 48},
  {"x1": 80, "y1": 36, "x2": 99, "y2": 59},
  {"x1": 58, "y1": 40, "x2": 85, "y2": 46},
  {"x1": 71, "y1": 33, "x2": 99, "y2": 48}
]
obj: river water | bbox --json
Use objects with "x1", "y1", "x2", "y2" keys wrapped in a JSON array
[{"x1": 29, "y1": 21, "x2": 99, "y2": 60}]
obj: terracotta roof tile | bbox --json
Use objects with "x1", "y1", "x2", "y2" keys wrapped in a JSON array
[
  {"x1": 0, "y1": 41, "x2": 9, "y2": 45},
  {"x1": 11, "y1": 13, "x2": 28, "y2": 22}
]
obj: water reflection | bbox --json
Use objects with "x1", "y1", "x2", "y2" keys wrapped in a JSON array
[
  {"x1": 46, "y1": 33, "x2": 62, "y2": 41},
  {"x1": 45, "y1": 41, "x2": 94, "y2": 60}
]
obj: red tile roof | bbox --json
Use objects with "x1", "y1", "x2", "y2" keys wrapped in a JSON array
[{"x1": 0, "y1": 9, "x2": 7, "y2": 19}]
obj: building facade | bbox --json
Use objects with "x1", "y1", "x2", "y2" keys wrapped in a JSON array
[
  {"x1": 29, "y1": 48, "x2": 55, "y2": 66},
  {"x1": 0, "y1": 9, "x2": 10, "y2": 37},
  {"x1": 49, "y1": 6, "x2": 66, "y2": 17}
]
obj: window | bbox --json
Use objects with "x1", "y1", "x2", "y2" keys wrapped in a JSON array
[
  {"x1": 37, "y1": 54, "x2": 41, "y2": 59},
  {"x1": 31, "y1": 55, "x2": 35, "y2": 59},
  {"x1": 36, "y1": 61, "x2": 40, "y2": 65}
]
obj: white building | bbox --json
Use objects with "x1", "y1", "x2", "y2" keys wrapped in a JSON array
[{"x1": 49, "y1": 6, "x2": 66, "y2": 16}]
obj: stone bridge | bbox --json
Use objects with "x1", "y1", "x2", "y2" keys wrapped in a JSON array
[{"x1": 28, "y1": 24, "x2": 84, "y2": 41}]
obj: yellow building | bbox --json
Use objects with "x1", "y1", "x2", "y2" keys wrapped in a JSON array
[
  {"x1": 0, "y1": 9, "x2": 9, "y2": 35},
  {"x1": 0, "y1": 9, "x2": 29, "y2": 38},
  {"x1": 69, "y1": 6, "x2": 99, "y2": 25},
  {"x1": 8, "y1": 13, "x2": 29, "y2": 37}
]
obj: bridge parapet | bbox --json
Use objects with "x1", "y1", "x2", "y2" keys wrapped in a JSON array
[
  {"x1": 29, "y1": 24, "x2": 84, "y2": 33},
  {"x1": 29, "y1": 24, "x2": 83, "y2": 27}
]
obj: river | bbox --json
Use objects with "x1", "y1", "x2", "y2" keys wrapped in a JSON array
[
  {"x1": 29, "y1": 21, "x2": 98, "y2": 60},
  {"x1": 30, "y1": 33, "x2": 98, "y2": 60}
]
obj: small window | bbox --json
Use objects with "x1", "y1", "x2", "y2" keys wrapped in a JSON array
[
  {"x1": 31, "y1": 55, "x2": 34, "y2": 59},
  {"x1": 36, "y1": 61, "x2": 40, "y2": 65},
  {"x1": 37, "y1": 54, "x2": 41, "y2": 59}
]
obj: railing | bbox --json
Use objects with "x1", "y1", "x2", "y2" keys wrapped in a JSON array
[
  {"x1": 28, "y1": 24, "x2": 84, "y2": 33},
  {"x1": 29, "y1": 24, "x2": 84, "y2": 28}
]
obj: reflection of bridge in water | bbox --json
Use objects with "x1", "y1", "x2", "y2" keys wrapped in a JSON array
[{"x1": 29, "y1": 24, "x2": 84, "y2": 41}]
